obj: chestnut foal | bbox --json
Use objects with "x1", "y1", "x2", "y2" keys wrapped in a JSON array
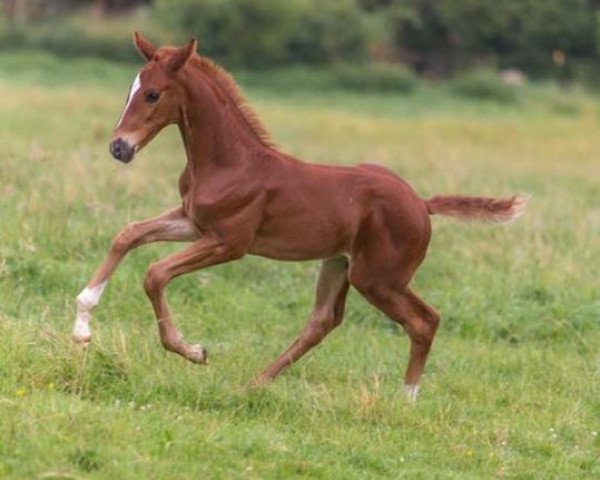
[{"x1": 73, "y1": 33, "x2": 526, "y2": 399}]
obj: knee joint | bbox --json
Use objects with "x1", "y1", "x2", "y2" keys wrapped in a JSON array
[
  {"x1": 144, "y1": 263, "x2": 167, "y2": 296},
  {"x1": 113, "y1": 225, "x2": 139, "y2": 253}
]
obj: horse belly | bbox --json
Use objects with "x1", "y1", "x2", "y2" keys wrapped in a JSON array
[{"x1": 249, "y1": 213, "x2": 353, "y2": 261}]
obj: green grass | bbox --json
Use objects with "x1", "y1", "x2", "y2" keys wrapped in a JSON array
[{"x1": 0, "y1": 51, "x2": 599, "y2": 479}]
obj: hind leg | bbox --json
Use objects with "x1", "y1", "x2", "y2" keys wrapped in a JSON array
[
  {"x1": 351, "y1": 266, "x2": 439, "y2": 401},
  {"x1": 395, "y1": 290, "x2": 440, "y2": 399},
  {"x1": 252, "y1": 256, "x2": 350, "y2": 385}
]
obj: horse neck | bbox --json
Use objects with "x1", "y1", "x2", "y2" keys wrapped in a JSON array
[{"x1": 177, "y1": 71, "x2": 269, "y2": 173}]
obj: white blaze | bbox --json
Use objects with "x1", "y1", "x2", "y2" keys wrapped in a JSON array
[{"x1": 116, "y1": 73, "x2": 141, "y2": 128}]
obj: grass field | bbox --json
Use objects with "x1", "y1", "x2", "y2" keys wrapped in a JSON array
[{"x1": 0, "y1": 51, "x2": 598, "y2": 479}]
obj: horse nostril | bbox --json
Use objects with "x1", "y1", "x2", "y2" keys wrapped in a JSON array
[
  {"x1": 110, "y1": 141, "x2": 121, "y2": 158},
  {"x1": 109, "y1": 138, "x2": 135, "y2": 163}
]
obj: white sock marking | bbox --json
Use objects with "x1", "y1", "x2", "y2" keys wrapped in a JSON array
[
  {"x1": 116, "y1": 73, "x2": 141, "y2": 128},
  {"x1": 73, "y1": 281, "x2": 107, "y2": 343},
  {"x1": 403, "y1": 383, "x2": 420, "y2": 402}
]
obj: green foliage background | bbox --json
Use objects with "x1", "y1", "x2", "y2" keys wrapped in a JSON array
[{"x1": 2, "y1": 0, "x2": 600, "y2": 81}]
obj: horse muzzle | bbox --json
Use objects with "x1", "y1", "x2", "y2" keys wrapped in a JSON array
[{"x1": 109, "y1": 138, "x2": 136, "y2": 163}]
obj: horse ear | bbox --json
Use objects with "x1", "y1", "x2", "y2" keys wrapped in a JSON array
[
  {"x1": 133, "y1": 31, "x2": 156, "y2": 61},
  {"x1": 166, "y1": 38, "x2": 197, "y2": 74}
]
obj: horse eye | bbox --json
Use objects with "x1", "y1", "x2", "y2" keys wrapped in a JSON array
[{"x1": 145, "y1": 90, "x2": 160, "y2": 103}]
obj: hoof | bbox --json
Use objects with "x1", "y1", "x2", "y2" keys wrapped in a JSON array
[
  {"x1": 186, "y1": 344, "x2": 208, "y2": 364},
  {"x1": 247, "y1": 374, "x2": 272, "y2": 390},
  {"x1": 72, "y1": 334, "x2": 91, "y2": 343},
  {"x1": 72, "y1": 321, "x2": 92, "y2": 345},
  {"x1": 73, "y1": 339, "x2": 91, "y2": 350}
]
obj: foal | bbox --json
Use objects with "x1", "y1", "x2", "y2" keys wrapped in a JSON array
[{"x1": 73, "y1": 33, "x2": 526, "y2": 399}]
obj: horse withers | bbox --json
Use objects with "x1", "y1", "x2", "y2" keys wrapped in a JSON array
[{"x1": 73, "y1": 33, "x2": 526, "y2": 400}]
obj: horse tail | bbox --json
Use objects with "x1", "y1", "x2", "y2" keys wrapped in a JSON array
[{"x1": 425, "y1": 194, "x2": 528, "y2": 223}]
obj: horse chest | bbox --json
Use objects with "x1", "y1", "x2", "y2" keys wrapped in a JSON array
[
  {"x1": 184, "y1": 194, "x2": 222, "y2": 222},
  {"x1": 184, "y1": 187, "x2": 252, "y2": 227}
]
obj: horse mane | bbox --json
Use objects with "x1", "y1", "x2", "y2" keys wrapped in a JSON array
[{"x1": 189, "y1": 56, "x2": 275, "y2": 148}]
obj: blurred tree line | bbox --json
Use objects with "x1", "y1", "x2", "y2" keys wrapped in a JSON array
[
  {"x1": 2, "y1": 0, "x2": 599, "y2": 79},
  {"x1": 2, "y1": 0, "x2": 150, "y2": 19}
]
